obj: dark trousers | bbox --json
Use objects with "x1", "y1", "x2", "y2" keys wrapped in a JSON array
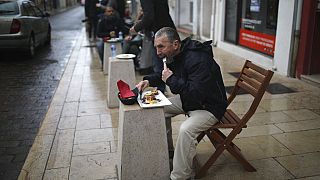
[{"x1": 87, "y1": 17, "x2": 98, "y2": 38}]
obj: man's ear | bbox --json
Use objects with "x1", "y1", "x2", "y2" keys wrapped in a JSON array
[{"x1": 173, "y1": 40, "x2": 179, "y2": 50}]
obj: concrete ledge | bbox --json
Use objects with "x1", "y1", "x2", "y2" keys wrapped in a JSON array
[
  {"x1": 107, "y1": 58, "x2": 136, "y2": 108},
  {"x1": 103, "y1": 42, "x2": 122, "y2": 75},
  {"x1": 118, "y1": 103, "x2": 170, "y2": 180}
]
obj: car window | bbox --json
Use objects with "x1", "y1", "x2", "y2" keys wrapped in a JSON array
[
  {"x1": 0, "y1": 1, "x2": 19, "y2": 15},
  {"x1": 32, "y1": 6, "x2": 43, "y2": 17},
  {"x1": 22, "y1": 2, "x2": 35, "y2": 16}
]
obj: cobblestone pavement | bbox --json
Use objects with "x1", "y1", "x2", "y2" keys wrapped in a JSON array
[{"x1": 0, "y1": 6, "x2": 84, "y2": 179}]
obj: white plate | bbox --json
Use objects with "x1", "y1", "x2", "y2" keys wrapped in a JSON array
[
  {"x1": 137, "y1": 90, "x2": 172, "y2": 108},
  {"x1": 107, "y1": 38, "x2": 119, "y2": 43},
  {"x1": 116, "y1": 54, "x2": 136, "y2": 59}
]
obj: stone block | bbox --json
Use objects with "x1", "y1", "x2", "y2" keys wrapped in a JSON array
[
  {"x1": 103, "y1": 42, "x2": 122, "y2": 75},
  {"x1": 118, "y1": 103, "x2": 170, "y2": 180},
  {"x1": 107, "y1": 58, "x2": 135, "y2": 108}
]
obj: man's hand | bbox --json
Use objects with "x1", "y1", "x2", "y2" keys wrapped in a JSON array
[
  {"x1": 136, "y1": 80, "x2": 149, "y2": 92},
  {"x1": 125, "y1": 35, "x2": 132, "y2": 41},
  {"x1": 110, "y1": 31, "x2": 116, "y2": 38},
  {"x1": 130, "y1": 26, "x2": 137, "y2": 34},
  {"x1": 162, "y1": 68, "x2": 173, "y2": 82}
]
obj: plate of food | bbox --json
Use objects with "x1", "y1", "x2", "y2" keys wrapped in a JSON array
[
  {"x1": 137, "y1": 88, "x2": 172, "y2": 108},
  {"x1": 107, "y1": 38, "x2": 119, "y2": 43},
  {"x1": 116, "y1": 54, "x2": 136, "y2": 59}
]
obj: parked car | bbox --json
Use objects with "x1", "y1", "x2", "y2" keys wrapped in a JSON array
[{"x1": 0, "y1": 0, "x2": 51, "y2": 57}]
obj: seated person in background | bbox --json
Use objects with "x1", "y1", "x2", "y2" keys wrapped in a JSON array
[
  {"x1": 135, "y1": 27, "x2": 228, "y2": 180},
  {"x1": 122, "y1": 8, "x2": 144, "y2": 67},
  {"x1": 96, "y1": 5, "x2": 127, "y2": 62}
]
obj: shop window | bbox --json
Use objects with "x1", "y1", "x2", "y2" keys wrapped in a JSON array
[{"x1": 239, "y1": 0, "x2": 279, "y2": 56}]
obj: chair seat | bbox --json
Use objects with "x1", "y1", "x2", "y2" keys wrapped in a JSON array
[{"x1": 210, "y1": 109, "x2": 247, "y2": 129}]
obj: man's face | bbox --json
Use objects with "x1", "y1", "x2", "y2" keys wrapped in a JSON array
[
  {"x1": 105, "y1": 7, "x2": 114, "y2": 16},
  {"x1": 154, "y1": 35, "x2": 179, "y2": 59}
]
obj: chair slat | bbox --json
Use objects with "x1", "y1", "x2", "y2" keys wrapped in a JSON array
[
  {"x1": 243, "y1": 68, "x2": 265, "y2": 83},
  {"x1": 226, "y1": 109, "x2": 241, "y2": 123},
  {"x1": 224, "y1": 110, "x2": 238, "y2": 124},
  {"x1": 238, "y1": 81, "x2": 258, "y2": 96},
  {"x1": 240, "y1": 74, "x2": 261, "y2": 90},
  {"x1": 246, "y1": 61, "x2": 269, "y2": 76}
]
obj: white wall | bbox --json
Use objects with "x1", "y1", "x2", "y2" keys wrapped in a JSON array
[
  {"x1": 192, "y1": 0, "x2": 201, "y2": 35},
  {"x1": 179, "y1": 0, "x2": 190, "y2": 25},
  {"x1": 200, "y1": 0, "x2": 213, "y2": 39},
  {"x1": 59, "y1": 0, "x2": 66, "y2": 8},
  {"x1": 273, "y1": 0, "x2": 296, "y2": 75}
]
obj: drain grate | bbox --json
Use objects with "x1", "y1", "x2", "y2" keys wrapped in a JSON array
[
  {"x1": 266, "y1": 83, "x2": 297, "y2": 94},
  {"x1": 226, "y1": 72, "x2": 297, "y2": 95}
]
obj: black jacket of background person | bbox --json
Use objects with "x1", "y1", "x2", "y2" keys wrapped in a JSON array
[
  {"x1": 133, "y1": 0, "x2": 176, "y2": 33},
  {"x1": 143, "y1": 37, "x2": 228, "y2": 120},
  {"x1": 96, "y1": 15, "x2": 127, "y2": 38},
  {"x1": 85, "y1": 0, "x2": 99, "y2": 18}
]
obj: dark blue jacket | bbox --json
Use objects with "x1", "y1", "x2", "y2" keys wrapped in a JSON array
[
  {"x1": 134, "y1": 0, "x2": 175, "y2": 33},
  {"x1": 144, "y1": 37, "x2": 228, "y2": 120},
  {"x1": 96, "y1": 15, "x2": 127, "y2": 38}
]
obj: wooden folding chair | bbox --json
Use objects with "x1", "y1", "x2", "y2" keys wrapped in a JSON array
[{"x1": 195, "y1": 60, "x2": 274, "y2": 179}]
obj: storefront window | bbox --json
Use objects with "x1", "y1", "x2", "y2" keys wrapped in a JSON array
[
  {"x1": 239, "y1": 0, "x2": 279, "y2": 56},
  {"x1": 224, "y1": 0, "x2": 279, "y2": 56}
]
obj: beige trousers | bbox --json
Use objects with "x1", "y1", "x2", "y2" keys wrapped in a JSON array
[{"x1": 164, "y1": 95, "x2": 218, "y2": 180}]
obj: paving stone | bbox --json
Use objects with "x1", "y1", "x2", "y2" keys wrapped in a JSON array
[
  {"x1": 58, "y1": 116, "x2": 77, "y2": 129},
  {"x1": 69, "y1": 153, "x2": 118, "y2": 180},
  {"x1": 73, "y1": 142, "x2": 110, "y2": 156},
  {"x1": 43, "y1": 167, "x2": 69, "y2": 180},
  {"x1": 47, "y1": 129, "x2": 75, "y2": 169},
  {"x1": 74, "y1": 128, "x2": 117, "y2": 144},
  {"x1": 76, "y1": 115, "x2": 101, "y2": 130}
]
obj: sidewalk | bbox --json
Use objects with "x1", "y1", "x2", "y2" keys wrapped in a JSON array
[{"x1": 18, "y1": 28, "x2": 320, "y2": 180}]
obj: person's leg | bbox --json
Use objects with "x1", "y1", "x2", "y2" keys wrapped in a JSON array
[
  {"x1": 164, "y1": 95, "x2": 184, "y2": 159},
  {"x1": 88, "y1": 18, "x2": 93, "y2": 39},
  {"x1": 170, "y1": 110, "x2": 219, "y2": 180},
  {"x1": 96, "y1": 39, "x2": 104, "y2": 63},
  {"x1": 122, "y1": 39, "x2": 131, "y2": 54},
  {"x1": 92, "y1": 18, "x2": 98, "y2": 40}
]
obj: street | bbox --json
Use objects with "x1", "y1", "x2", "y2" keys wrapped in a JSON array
[{"x1": 0, "y1": 5, "x2": 85, "y2": 179}]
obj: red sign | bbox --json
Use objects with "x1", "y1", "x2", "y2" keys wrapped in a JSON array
[{"x1": 239, "y1": 28, "x2": 276, "y2": 56}]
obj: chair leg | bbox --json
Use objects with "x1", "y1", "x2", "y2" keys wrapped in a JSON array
[
  {"x1": 197, "y1": 131, "x2": 205, "y2": 143},
  {"x1": 227, "y1": 144, "x2": 256, "y2": 172},
  {"x1": 195, "y1": 145, "x2": 225, "y2": 179},
  {"x1": 213, "y1": 130, "x2": 256, "y2": 172}
]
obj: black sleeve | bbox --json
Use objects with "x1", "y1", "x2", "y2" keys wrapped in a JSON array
[
  {"x1": 84, "y1": 1, "x2": 89, "y2": 17},
  {"x1": 143, "y1": 72, "x2": 165, "y2": 92},
  {"x1": 96, "y1": 19, "x2": 109, "y2": 38}
]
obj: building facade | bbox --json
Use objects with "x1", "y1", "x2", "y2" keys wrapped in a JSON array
[{"x1": 170, "y1": 0, "x2": 320, "y2": 80}]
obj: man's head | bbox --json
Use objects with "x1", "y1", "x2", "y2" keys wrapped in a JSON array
[
  {"x1": 154, "y1": 27, "x2": 181, "y2": 61},
  {"x1": 105, "y1": 6, "x2": 114, "y2": 16}
]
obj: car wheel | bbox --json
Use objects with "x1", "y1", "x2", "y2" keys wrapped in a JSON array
[
  {"x1": 45, "y1": 26, "x2": 51, "y2": 45},
  {"x1": 27, "y1": 35, "x2": 35, "y2": 57}
]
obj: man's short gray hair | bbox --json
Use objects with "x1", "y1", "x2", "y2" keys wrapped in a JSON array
[{"x1": 155, "y1": 27, "x2": 181, "y2": 43}]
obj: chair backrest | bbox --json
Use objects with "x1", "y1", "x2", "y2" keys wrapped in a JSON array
[{"x1": 227, "y1": 60, "x2": 274, "y2": 128}]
